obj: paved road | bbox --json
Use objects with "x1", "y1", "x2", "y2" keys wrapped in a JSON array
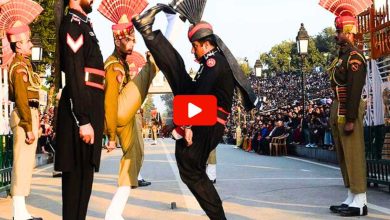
[{"x1": 1, "y1": 138, "x2": 389, "y2": 220}]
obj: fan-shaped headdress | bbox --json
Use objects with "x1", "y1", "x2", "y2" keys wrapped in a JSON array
[
  {"x1": 98, "y1": 0, "x2": 148, "y2": 40},
  {"x1": 0, "y1": 0, "x2": 10, "y2": 7},
  {"x1": 319, "y1": 0, "x2": 372, "y2": 34},
  {"x1": 126, "y1": 50, "x2": 146, "y2": 77},
  {"x1": 0, "y1": 0, "x2": 43, "y2": 65},
  {"x1": 167, "y1": 0, "x2": 258, "y2": 111}
]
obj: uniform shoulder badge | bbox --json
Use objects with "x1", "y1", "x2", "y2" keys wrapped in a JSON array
[
  {"x1": 116, "y1": 73, "x2": 124, "y2": 83},
  {"x1": 67, "y1": 33, "x2": 84, "y2": 53},
  {"x1": 16, "y1": 69, "x2": 28, "y2": 82},
  {"x1": 349, "y1": 59, "x2": 362, "y2": 72},
  {"x1": 206, "y1": 58, "x2": 216, "y2": 68}
]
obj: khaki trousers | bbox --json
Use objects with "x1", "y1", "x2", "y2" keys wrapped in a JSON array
[
  {"x1": 330, "y1": 100, "x2": 367, "y2": 193},
  {"x1": 207, "y1": 148, "x2": 217, "y2": 165},
  {"x1": 10, "y1": 108, "x2": 39, "y2": 196},
  {"x1": 116, "y1": 80, "x2": 143, "y2": 187}
]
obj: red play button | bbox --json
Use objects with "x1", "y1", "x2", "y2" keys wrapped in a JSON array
[{"x1": 173, "y1": 95, "x2": 217, "y2": 126}]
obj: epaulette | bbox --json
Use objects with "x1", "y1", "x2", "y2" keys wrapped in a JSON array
[{"x1": 69, "y1": 12, "x2": 89, "y2": 24}]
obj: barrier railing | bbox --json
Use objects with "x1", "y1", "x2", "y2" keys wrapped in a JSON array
[{"x1": 0, "y1": 134, "x2": 13, "y2": 195}]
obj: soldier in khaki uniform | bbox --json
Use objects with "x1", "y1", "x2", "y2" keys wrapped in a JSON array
[
  {"x1": 98, "y1": 1, "x2": 158, "y2": 219},
  {"x1": 1, "y1": 0, "x2": 43, "y2": 219},
  {"x1": 323, "y1": 5, "x2": 369, "y2": 217}
]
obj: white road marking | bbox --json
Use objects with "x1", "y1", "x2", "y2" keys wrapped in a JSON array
[
  {"x1": 159, "y1": 139, "x2": 204, "y2": 215},
  {"x1": 33, "y1": 164, "x2": 54, "y2": 174},
  {"x1": 235, "y1": 164, "x2": 281, "y2": 170},
  {"x1": 285, "y1": 156, "x2": 340, "y2": 170}
]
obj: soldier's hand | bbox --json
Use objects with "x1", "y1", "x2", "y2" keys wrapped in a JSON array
[
  {"x1": 79, "y1": 123, "x2": 95, "y2": 145},
  {"x1": 106, "y1": 141, "x2": 116, "y2": 153},
  {"x1": 344, "y1": 122, "x2": 354, "y2": 135},
  {"x1": 25, "y1": 131, "x2": 35, "y2": 145},
  {"x1": 184, "y1": 127, "x2": 193, "y2": 147}
]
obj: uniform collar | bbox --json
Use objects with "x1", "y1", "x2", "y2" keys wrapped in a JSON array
[
  {"x1": 199, "y1": 48, "x2": 219, "y2": 64},
  {"x1": 15, "y1": 53, "x2": 30, "y2": 61},
  {"x1": 68, "y1": 9, "x2": 89, "y2": 24},
  {"x1": 338, "y1": 41, "x2": 354, "y2": 56}
]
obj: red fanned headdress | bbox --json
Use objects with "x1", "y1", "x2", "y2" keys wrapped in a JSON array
[
  {"x1": 98, "y1": 0, "x2": 148, "y2": 40},
  {"x1": 0, "y1": 0, "x2": 43, "y2": 65},
  {"x1": 126, "y1": 50, "x2": 146, "y2": 77},
  {"x1": 319, "y1": 0, "x2": 372, "y2": 34}
]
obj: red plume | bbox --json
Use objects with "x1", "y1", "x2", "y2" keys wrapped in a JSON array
[
  {"x1": 98, "y1": 0, "x2": 148, "y2": 24},
  {"x1": 319, "y1": 0, "x2": 373, "y2": 16}
]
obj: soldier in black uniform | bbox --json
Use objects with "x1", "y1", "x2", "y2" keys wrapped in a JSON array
[
  {"x1": 132, "y1": 5, "x2": 258, "y2": 220},
  {"x1": 55, "y1": 0, "x2": 105, "y2": 219}
]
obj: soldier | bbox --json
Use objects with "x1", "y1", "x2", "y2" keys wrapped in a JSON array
[
  {"x1": 0, "y1": 0, "x2": 43, "y2": 219},
  {"x1": 98, "y1": 0, "x2": 158, "y2": 218},
  {"x1": 54, "y1": 0, "x2": 105, "y2": 219},
  {"x1": 132, "y1": 5, "x2": 258, "y2": 219},
  {"x1": 324, "y1": 7, "x2": 369, "y2": 217}
]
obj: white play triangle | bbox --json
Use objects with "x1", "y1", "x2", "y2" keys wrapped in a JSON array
[{"x1": 188, "y1": 102, "x2": 202, "y2": 118}]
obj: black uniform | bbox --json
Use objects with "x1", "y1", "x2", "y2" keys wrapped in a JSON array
[
  {"x1": 144, "y1": 30, "x2": 234, "y2": 219},
  {"x1": 55, "y1": 9, "x2": 105, "y2": 220}
]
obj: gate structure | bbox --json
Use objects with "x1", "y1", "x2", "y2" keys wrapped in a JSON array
[{"x1": 358, "y1": 1, "x2": 390, "y2": 191}]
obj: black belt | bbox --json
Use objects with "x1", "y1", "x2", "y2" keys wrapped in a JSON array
[{"x1": 28, "y1": 101, "x2": 39, "y2": 108}]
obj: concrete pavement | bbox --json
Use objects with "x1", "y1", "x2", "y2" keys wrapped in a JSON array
[{"x1": 1, "y1": 138, "x2": 389, "y2": 220}]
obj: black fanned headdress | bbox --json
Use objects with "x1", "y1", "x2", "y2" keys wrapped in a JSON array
[
  {"x1": 169, "y1": 0, "x2": 207, "y2": 24},
  {"x1": 167, "y1": 0, "x2": 258, "y2": 111}
]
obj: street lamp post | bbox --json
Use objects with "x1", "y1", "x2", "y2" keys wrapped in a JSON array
[
  {"x1": 31, "y1": 33, "x2": 43, "y2": 63},
  {"x1": 296, "y1": 23, "x2": 309, "y2": 131}
]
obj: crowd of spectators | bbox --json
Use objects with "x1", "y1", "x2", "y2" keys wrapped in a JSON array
[
  {"x1": 224, "y1": 71, "x2": 335, "y2": 154},
  {"x1": 37, "y1": 107, "x2": 56, "y2": 155}
]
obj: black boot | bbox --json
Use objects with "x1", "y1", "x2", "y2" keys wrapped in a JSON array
[
  {"x1": 132, "y1": 4, "x2": 175, "y2": 40},
  {"x1": 339, "y1": 205, "x2": 368, "y2": 217},
  {"x1": 138, "y1": 179, "x2": 152, "y2": 187},
  {"x1": 329, "y1": 204, "x2": 349, "y2": 213}
]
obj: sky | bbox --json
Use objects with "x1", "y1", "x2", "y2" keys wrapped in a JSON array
[{"x1": 88, "y1": 0, "x2": 335, "y2": 113}]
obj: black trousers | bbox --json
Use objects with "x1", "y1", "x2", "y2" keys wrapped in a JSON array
[
  {"x1": 61, "y1": 141, "x2": 95, "y2": 220},
  {"x1": 175, "y1": 124, "x2": 227, "y2": 220}
]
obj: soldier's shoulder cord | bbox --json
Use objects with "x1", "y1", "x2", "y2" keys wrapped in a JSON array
[{"x1": 347, "y1": 50, "x2": 366, "y2": 69}]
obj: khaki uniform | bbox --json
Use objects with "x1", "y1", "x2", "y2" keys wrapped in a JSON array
[
  {"x1": 104, "y1": 52, "x2": 157, "y2": 187},
  {"x1": 8, "y1": 53, "x2": 40, "y2": 196},
  {"x1": 207, "y1": 148, "x2": 216, "y2": 164},
  {"x1": 329, "y1": 42, "x2": 367, "y2": 194}
]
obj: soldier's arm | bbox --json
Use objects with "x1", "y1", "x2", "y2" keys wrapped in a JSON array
[
  {"x1": 142, "y1": 30, "x2": 194, "y2": 95},
  {"x1": 104, "y1": 65, "x2": 120, "y2": 142},
  {"x1": 346, "y1": 52, "x2": 367, "y2": 122},
  {"x1": 61, "y1": 25, "x2": 91, "y2": 126},
  {"x1": 13, "y1": 68, "x2": 32, "y2": 132}
]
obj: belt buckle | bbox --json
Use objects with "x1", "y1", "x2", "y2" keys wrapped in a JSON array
[{"x1": 85, "y1": 71, "x2": 90, "y2": 82}]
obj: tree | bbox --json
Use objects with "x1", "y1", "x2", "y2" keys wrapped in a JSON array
[
  {"x1": 315, "y1": 27, "x2": 337, "y2": 55},
  {"x1": 259, "y1": 27, "x2": 336, "y2": 76},
  {"x1": 30, "y1": 0, "x2": 56, "y2": 109},
  {"x1": 161, "y1": 93, "x2": 173, "y2": 117},
  {"x1": 143, "y1": 95, "x2": 156, "y2": 123}
]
